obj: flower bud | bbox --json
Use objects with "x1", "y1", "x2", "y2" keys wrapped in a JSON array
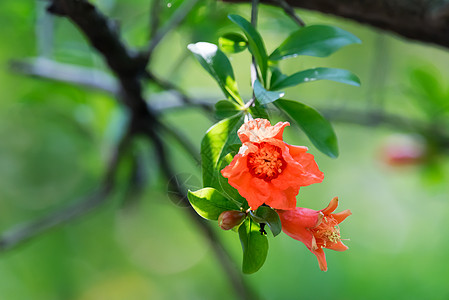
[
  {"x1": 218, "y1": 210, "x2": 246, "y2": 230},
  {"x1": 381, "y1": 134, "x2": 427, "y2": 166}
]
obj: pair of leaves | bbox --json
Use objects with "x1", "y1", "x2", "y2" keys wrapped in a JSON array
[
  {"x1": 267, "y1": 24, "x2": 361, "y2": 93},
  {"x1": 187, "y1": 187, "x2": 274, "y2": 275},
  {"x1": 250, "y1": 206, "x2": 281, "y2": 237}
]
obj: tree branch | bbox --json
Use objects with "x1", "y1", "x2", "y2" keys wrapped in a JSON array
[
  {"x1": 42, "y1": 1, "x2": 255, "y2": 298},
  {"x1": 272, "y1": 0, "x2": 305, "y2": 27},
  {"x1": 146, "y1": 126, "x2": 258, "y2": 300},
  {"x1": 10, "y1": 58, "x2": 118, "y2": 94},
  {"x1": 321, "y1": 107, "x2": 449, "y2": 149},
  {"x1": 224, "y1": 0, "x2": 449, "y2": 49},
  {"x1": 0, "y1": 126, "x2": 131, "y2": 252},
  {"x1": 145, "y1": 0, "x2": 201, "y2": 62}
]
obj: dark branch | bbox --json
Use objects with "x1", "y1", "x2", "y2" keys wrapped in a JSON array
[
  {"x1": 147, "y1": 127, "x2": 258, "y2": 300},
  {"x1": 48, "y1": 0, "x2": 150, "y2": 115},
  {"x1": 272, "y1": 0, "x2": 305, "y2": 27},
  {"x1": 44, "y1": 1, "x2": 254, "y2": 298},
  {"x1": 224, "y1": 0, "x2": 449, "y2": 49}
]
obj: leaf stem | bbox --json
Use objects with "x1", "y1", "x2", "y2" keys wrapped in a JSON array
[
  {"x1": 246, "y1": 0, "x2": 259, "y2": 118},
  {"x1": 250, "y1": 0, "x2": 259, "y2": 89}
]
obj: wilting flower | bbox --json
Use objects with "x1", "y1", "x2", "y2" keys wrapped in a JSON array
[
  {"x1": 221, "y1": 118, "x2": 323, "y2": 210},
  {"x1": 277, "y1": 197, "x2": 351, "y2": 271}
]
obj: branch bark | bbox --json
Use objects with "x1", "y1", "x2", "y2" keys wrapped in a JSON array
[
  {"x1": 36, "y1": 1, "x2": 256, "y2": 298},
  {"x1": 225, "y1": 0, "x2": 449, "y2": 49}
]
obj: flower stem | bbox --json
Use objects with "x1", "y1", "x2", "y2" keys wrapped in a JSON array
[{"x1": 246, "y1": 0, "x2": 259, "y2": 119}]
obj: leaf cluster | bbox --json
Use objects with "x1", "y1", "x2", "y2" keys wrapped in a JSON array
[{"x1": 187, "y1": 14, "x2": 361, "y2": 273}]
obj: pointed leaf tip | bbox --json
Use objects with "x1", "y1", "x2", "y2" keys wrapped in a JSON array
[
  {"x1": 269, "y1": 25, "x2": 361, "y2": 61},
  {"x1": 239, "y1": 218, "x2": 268, "y2": 274},
  {"x1": 275, "y1": 99, "x2": 339, "y2": 158}
]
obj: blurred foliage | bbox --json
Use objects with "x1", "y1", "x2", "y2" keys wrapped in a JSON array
[{"x1": 1, "y1": 0, "x2": 449, "y2": 299}]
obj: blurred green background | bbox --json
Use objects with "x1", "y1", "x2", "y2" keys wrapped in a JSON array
[{"x1": 1, "y1": 1, "x2": 449, "y2": 299}]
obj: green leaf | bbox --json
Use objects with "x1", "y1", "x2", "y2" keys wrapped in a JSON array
[
  {"x1": 269, "y1": 67, "x2": 288, "y2": 90},
  {"x1": 218, "y1": 153, "x2": 247, "y2": 207},
  {"x1": 215, "y1": 100, "x2": 242, "y2": 119},
  {"x1": 238, "y1": 218, "x2": 268, "y2": 274},
  {"x1": 250, "y1": 206, "x2": 282, "y2": 237},
  {"x1": 270, "y1": 67, "x2": 361, "y2": 90},
  {"x1": 409, "y1": 67, "x2": 446, "y2": 112},
  {"x1": 254, "y1": 79, "x2": 284, "y2": 105},
  {"x1": 219, "y1": 33, "x2": 248, "y2": 53},
  {"x1": 269, "y1": 25, "x2": 361, "y2": 61},
  {"x1": 188, "y1": 188, "x2": 240, "y2": 220},
  {"x1": 228, "y1": 14, "x2": 268, "y2": 85},
  {"x1": 188, "y1": 42, "x2": 243, "y2": 104},
  {"x1": 201, "y1": 114, "x2": 243, "y2": 188},
  {"x1": 276, "y1": 99, "x2": 338, "y2": 158},
  {"x1": 248, "y1": 98, "x2": 270, "y2": 120}
]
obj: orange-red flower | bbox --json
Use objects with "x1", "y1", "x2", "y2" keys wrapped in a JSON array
[
  {"x1": 277, "y1": 197, "x2": 351, "y2": 271},
  {"x1": 221, "y1": 118, "x2": 323, "y2": 210}
]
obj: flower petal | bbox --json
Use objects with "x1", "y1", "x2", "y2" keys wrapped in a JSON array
[
  {"x1": 286, "y1": 144, "x2": 309, "y2": 157},
  {"x1": 312, "y1": 248, "x2": 328, "y2": 271},
  {"x1": 237, "y1": 119, "x2": 289, "y2": 143},
  {"x1": 333, "y1": 209, "x2": 352, "y2": 223},
  {"x1": 326, "y1": 240, "x2": 349, "y2": 252},
  {"x1": 221, "y1": 153, "x2": 247, "y2": 179},
  {"x1": 321, "y1": 197, "x2": 339, "y2": 215},
  {"x1": 278, "y1": 208, "x2": 322, "y2": 249},
  {"x1": 264, "y1": 186, "x2": 296, "y2": 210}
]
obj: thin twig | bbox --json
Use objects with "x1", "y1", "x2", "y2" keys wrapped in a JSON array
[
  {"x1": 36, "y1": 0, "x2": 55, "y2": 57},
  {"x1": 10, "y1": 58, "x2": 118, "y2": 94},
  {"x1": 146, "y1": 126, "x2": 258, "y2": 300},
  {"x1": 149, "y1": 0, "x2": 162, "y2": 40},
  {"x1": 146, "y1": 70, "x2": 214, "y2": 113},
  {"x1": 320, "y1": 107, "x2": 449, "y2": 149},
  {"x1": 272, "y1": 0, "x2": 305, "y2": 27},
  {"x1": 10, "y1": 57, "x2": 215, "y2": 113},
  {"x1": 0, "y1": 127, "x2": 132, "y2": 252},
  {"x1": 250, "y1": 0, "x2": 259, "y2": 90},
  {"x1": 145, "y1": 0, "x2": 201, "y2": 62},
  {"x1": 146, "y1": 70, "x2": 193, "y2": 104},
  {"x1": 158, "y1": 121, "x2": 201, "y2": 164}
]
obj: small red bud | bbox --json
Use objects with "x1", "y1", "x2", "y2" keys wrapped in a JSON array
[{"x1": 218, "y1": 210, "x2": 246, "y2": 230}]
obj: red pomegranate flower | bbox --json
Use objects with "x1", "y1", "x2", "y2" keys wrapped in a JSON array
[
  {"x1": 221, "y1": 118, "x2": 323, "y2": 210},
  {"x1": 277, "y1": 197, "x2": 351, "y2": 271}
]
